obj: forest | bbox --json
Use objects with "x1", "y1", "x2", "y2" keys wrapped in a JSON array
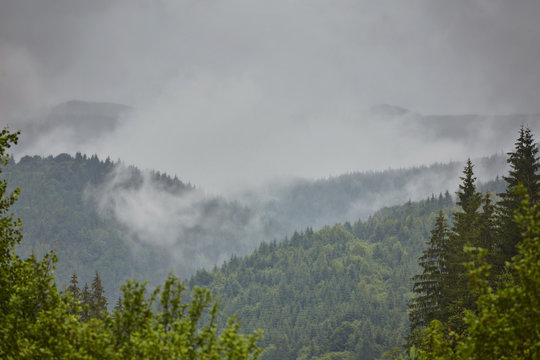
[
  {"x1": 1, "y1": 126, "x2": 539, "y2": 359},
  {"x1": 2, "y1": 148, "x2": 507, "y2": 301}
]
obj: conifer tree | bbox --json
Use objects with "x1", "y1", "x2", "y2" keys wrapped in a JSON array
[
  {"x1": 409, "y1": 210, "x2": 450, "y2": 338},
  {"x1": 90, "y1": 271, "x2": 108, "y2": 319},
  {"x1": 444, "y1": 159, "x2": 482, "y2": 331},
  {"x1": 66, "y1": 272, "x2": 81, "y2": 315},
  {"x1": 80, "y1": 282, "x2": 91, "y2": 322},
  {"x1": 495, "y1": 126, "x2": 540, "y2": 274}
]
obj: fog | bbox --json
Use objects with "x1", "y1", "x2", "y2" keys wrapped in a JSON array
[{"x1": 2, "y1": 0, "x2": 540, "y2": 192}]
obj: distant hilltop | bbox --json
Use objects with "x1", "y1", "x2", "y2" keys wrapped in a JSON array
[
  {"x1": 13, "y1": 100, "x2": 132, "y2": 156},
  {"x1": 370, "y1": 103, "x2": 540, "y2": 147}
]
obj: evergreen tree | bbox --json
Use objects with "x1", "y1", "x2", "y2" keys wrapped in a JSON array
[
  {"x1": 80, "y1": 282, "x2": 91, "y2": 322},
  {"x1": 409, "y1": 210, "x2": 450, "y2": 338},
  {"x1": 495, "y1": 126, "x2": 540, "y2": 274},
  {"x1": 444, "y1": 159, "x2": 482, "y2": 331},
  {"x1": 90, "y1": 271, "x2": 108, "y2": 319},
  {"x1": 66, "y1": 272, "x2": 81, "y2": 315}
]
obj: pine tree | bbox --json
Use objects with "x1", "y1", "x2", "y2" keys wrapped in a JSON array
[
  {"x1": 444, "y1": 159, "x2": 482, "y2": 331},
  {"x1": 80, "y1": 282, "x2": 91, "y2": 322},
  {"x1": 90, "y1": 271, "x2": 108, "y2": 319},
  {"x1": 409, "y1": 210, "x2": 450, "y2": 338},
  {"x1": 495, "y1": 126, "x2": 540, "y2": 274},
  {"x1": 66, "y1": 272, "x2": 81, "y2": 315}
]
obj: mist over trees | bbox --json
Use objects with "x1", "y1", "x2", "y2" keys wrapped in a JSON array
[
  {"x1": 0, "y1": 129, "x2": 261, "y2": 359},
  {"x1": 3, "y1": 147, "x2": 508, "y2": 301},
  {"x1": 1, "y1": 124, "x2": 538, "y2": 358},
  {"x1": 2, "y1": 1, "x2": 540, "y2": 357}
]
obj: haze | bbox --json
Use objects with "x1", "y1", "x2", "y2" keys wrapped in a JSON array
[{"x1": 2, "y1": 0, "x2": 540, "y2": 192}]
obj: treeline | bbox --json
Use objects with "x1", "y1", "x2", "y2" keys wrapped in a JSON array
[
  {"x1": 0, "y1": 129, "x2": 261, "y2": 358},
  {"x1": 404, "y1": 126, "x2": 540, "y2": 359},
  {"x1": 254, "y1": 153, "x2": 507, "y2": 230}
]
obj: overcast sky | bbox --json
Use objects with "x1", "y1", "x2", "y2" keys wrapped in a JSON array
[{"x1": 1, "y1": 0, "x2": 540, "y2": 191}]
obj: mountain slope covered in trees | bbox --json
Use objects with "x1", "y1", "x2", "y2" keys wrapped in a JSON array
[
  {"x1": 3, "y1": 150, "x2": 507, "y2": 305},
  {"x1": 188, "y1": 195, "x2": 454, "y2": 360}
]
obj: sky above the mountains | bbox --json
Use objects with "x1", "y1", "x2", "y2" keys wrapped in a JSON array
[{"x1": 1, "y1": 0, "x2": 540, "y2": 191}]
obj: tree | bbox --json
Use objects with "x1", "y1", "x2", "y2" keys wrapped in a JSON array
[
  {"x1": 66, "y1": 272, "x2": 81, "y2": 314},
  {"x1": 443, "y1": 159, "x2": 482, "y2": 331},
  {"x1": 90, "y1": 271, "x2": 108, "y2": 319},
  {"x1": 495, "y1": 126, "x2": 540, "y2": 274},
  {"x1": 80, "y1": 282, "x2": 91, "y2": 322},
  {"x1": 408, "y1": 210, "x2": 450, "y2": 340}
]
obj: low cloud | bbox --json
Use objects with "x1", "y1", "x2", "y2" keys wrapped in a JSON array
[
  {"x1": 84, "y1": 164, "x2": 285, "y2": 275},
  {"x1": 2, "y1": 0, "x2": 539, "y2": 193}
]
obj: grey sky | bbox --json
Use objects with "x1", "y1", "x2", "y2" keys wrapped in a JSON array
[{"x1": 1, "y1": 0, "x2": 540, "y2": 191}]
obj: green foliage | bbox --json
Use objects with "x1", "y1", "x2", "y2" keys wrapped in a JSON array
[{"x1": 0, "y1": 129, "x2": 261, "y2": 359}]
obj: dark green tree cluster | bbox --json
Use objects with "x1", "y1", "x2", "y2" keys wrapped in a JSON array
[
  {"x1": 406, "y1": 126, "x2": 540, "y2": 356},
  {"x1": 67, "y1": 271, "x2": 108, "y2": 321},
  {"x1": 409, "y1": 160, "x2": 491, "y2": 335},
  {"x1": 398, "y1": 186, "x2": 540, "y2": 359},
  {"x1": 0, "y1": 129, "x2": 261, "y2": 359}
]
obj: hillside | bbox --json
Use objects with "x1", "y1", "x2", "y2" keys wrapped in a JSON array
[
  {"x1": 4, "y1": 151, "x2": 505, "y2": 304},
  {"x1": 189, "y1": 196, "x2": 454, "y2": 360}
]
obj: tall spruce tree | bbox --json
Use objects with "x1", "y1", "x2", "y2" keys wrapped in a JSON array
[
  {"x1": 409, "y1": 210, "x2": 450, "y2": 338},
  {"x1": 80, "y1": 282, "x2": 91, "y2": 322},
  {"x1": 496, "y1": 126, "x2": 540, "y2": 274},
  {"x1": 90, "y1": 271, "x2": 108, "y2": 319},
  {"x1": 444, "y1": 159, "x2": 482, "y2": 331},
  {"x1": 66, "y1": 272, "x2": 81, "y2": 315}
]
